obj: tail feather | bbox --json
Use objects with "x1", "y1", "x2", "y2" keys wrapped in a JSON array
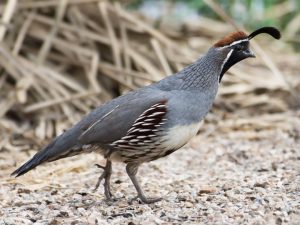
[
  {"x1": 11, "y1": 152, "x2": 46, "y2": 177},
  {"x1": 11, "y1": 128, "x2": 80, "y2": 177},
  {"x1": 11, "y1": 138, "x2": 58, "y2": 177}
]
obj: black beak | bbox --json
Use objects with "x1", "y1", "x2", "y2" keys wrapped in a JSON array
[{"x1": 244, "y1": 49, "x2": 255, "y2": 58}]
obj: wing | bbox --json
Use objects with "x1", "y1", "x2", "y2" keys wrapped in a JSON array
[
  {"x1": 78, "y1": 90, "x2": 168, "y2": 145},
  {"x1": 111, "y1": 100, "x2": 167, "y2": 149}
]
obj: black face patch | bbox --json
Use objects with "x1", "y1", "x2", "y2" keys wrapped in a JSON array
[{"x1": 219, "y1": 41, "x2": 251, "y2": 82}]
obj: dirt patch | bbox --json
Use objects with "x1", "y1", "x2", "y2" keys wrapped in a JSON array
[{"x1": 1, "y1": 112, "x2": 299, "y2": 225}]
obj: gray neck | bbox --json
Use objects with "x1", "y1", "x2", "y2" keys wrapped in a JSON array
[{"x1": 175, "y1": 48, "x2": 226, "y2": 90}]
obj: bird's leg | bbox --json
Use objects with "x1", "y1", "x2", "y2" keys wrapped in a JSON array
[
  {"x1": 94, "y1": 160, "x2": 113, "y2": 200},
  {"x1": 126, "y1": 163, "x2": 162, "y2": 204}
]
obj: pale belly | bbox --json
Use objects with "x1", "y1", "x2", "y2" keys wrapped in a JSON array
[{"x1": 159, "y1": 121, "x2": 202, "y2": 150}]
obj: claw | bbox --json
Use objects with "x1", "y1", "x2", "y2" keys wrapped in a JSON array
[
  {"x1": 95, "y1": 164, "x2": 105, "y2": 169},
  {"x1": 126, "y1": 163, "x2": 162, "y2": 204},
  {"x1": 129, "y1": 195, "x2": 162, "y2": 204}
]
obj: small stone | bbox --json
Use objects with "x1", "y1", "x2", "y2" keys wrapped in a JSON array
[
  {"x1": 222, "y1": 183, "x2": 234, "y2": 191},
  {"x1": 254, "y1": 181, "x2": 269, "y2": 188},
  {"x1": 77, "y1": 207, "x2": 86, "y2": 214},
  {"x1": 185, "y1": 202, "x2": 193, "y2": 208},
  {"x1": 117, "y1": 201, "x2": 128, "y2": 208},
  {"x1": 244, "y1": 188, "x2": 253, "y2": 194},
  {"x1": 272, "y1": 162, "x2": 278, "y2": 171},
  {"x1": 17, "y1": 188, "x2": 31, "y2": 194},
  {"x1": 198, "y1": 187, "x2": 216, "y2": 195},
  {"x1": 276, "y1": 217, "x2": 283, "y2": 225}
]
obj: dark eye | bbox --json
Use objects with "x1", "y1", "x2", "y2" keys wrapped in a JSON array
[{"x1": 235, "y1": 45, "x2": 244, "y2": 51}]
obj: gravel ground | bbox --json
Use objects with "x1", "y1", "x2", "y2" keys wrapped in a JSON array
[{"x1": 0, "y1": 112, "x2": 299, "y2": 225}]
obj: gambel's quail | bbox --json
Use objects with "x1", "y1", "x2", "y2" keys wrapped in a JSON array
[{"x1": 12, "y1": 27, "x2": 281, "y2": 203}]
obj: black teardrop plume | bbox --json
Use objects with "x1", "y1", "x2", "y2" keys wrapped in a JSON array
[{"x1": 248, "y1": 27, "x2": 281, "y2": 40}]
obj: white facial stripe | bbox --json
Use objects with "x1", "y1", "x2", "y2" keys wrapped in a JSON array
[
  {"x1": 217, "y1": 38, "x2": 249, "y2": 50},
  {"x1": 220, "y1": 49, "x2": 233, "y2": 72},
  {"x1": 229, "y1": 39, "x2": 249, "y2": 46}
]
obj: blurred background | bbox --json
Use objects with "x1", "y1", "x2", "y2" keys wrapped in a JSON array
[
  {"x1": 0, "y1": 0, "x2": 299, "y2": 223},
  {"x1": 0, "y1": 0, "x2": 299, "y2": 174},
  {"x1": 0, "y1": 0, "x2": 299, "y2": 142}
]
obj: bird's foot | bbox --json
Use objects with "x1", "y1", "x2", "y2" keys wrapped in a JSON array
[
  {"x1": 93, "y1": 164, "x2": 107, "y2": 191},
  {"x1": 94, "y1": 162, "x2": 113, "y2": 200},
  {"x1": 129, "y1": 194, "x2": 162, "y2": 204}
]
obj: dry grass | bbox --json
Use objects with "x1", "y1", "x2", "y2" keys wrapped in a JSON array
[
  {"x1": 0, "y1": 0, "x2": 298, "y2": 138},
  {"x1": 0, "y1": 0, "x2": 299, "y2": 224}
]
